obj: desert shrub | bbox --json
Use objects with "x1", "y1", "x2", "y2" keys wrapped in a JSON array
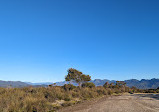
[
  {"x1": 125, "y1": 87, "x2": 130, "y2": 92},
  {"x1": 114, "y1": 89, "x2": 121, "y2": 94},
  {"x1": 61, "y1": 102, "x2": 72, "y2": 107},
  {"x1": 62, "y1": 84, "x2": 76, "y2": 91},
  {"x1": 80, "y1": 88, "x2": 98, "y2": 100},
  {"x1": 103, "y1": 82, "x2": 109, "y2": 88},
  {"x1": 64, "y1": 94, "x2": 72, "y2": 101},
  {"x1": 82, "y1": 82, "x2": 95, "y2": 88},
  {"x1": 22, "y1": 97, "x2": 49, "y2": 112},
  {"x1": 96, "y1": 87, "x2": 108, "y2": 95},
  {"x1": 0, "y1": 85, "x2": 131, "y2": 111},
  {"x1": 71, "y1": 91, "x2": 80, "y2": 98},
  {"x1": 107, "y1": 89, "x2": 113, "y2": 95}
]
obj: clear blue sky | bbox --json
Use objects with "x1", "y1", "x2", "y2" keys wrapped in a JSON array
[{"x1": 0, "y1": 0, "x2": 159, "y2": 82}]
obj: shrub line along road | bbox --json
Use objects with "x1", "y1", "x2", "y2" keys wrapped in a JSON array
[{"x1": 59, "y1": 94, "x2": 159, "y2": 112}]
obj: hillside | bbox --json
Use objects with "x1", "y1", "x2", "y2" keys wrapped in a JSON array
[
  {"x1": 125, "y1": 78, "x2": 159, "y2": 89},
  {"x1": 0, "y1": 80, "x2": 30, "y2": 88}
]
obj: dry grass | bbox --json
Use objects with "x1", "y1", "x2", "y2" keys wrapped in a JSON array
[{"x1": 0, "y1": 86, "x2": 128, "y2": 112}]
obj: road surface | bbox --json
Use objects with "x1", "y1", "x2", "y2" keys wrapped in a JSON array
[{"x1": 59, "y1": 94, "x2": 159, "y2": 112}]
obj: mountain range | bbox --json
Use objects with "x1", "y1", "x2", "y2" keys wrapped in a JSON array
[
  {"x1": 53, "y1": 78, "x2": 159, "y2": 89},
  {"x1": 0, "y1": 78, "x2": 159, "y2": 89},
  {"x1": 0, "y1": 80, "x2": 29, "y2": 88}
]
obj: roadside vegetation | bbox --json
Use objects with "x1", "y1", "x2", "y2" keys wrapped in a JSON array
[
  {"x1": 129, "y1": 86, "x2": 159, "y2": 93},
  {"x1": 0, "y1": 68, "x2": 158, "y2": 112}
]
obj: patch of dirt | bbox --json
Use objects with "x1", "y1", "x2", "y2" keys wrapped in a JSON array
[{"x1": 58, "y1": 94, "x2": 159, "y2": 112}]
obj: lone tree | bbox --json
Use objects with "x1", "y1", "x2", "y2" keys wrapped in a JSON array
[{"x1": 65, "y1": 68, "x2": 91, "y2": 88}]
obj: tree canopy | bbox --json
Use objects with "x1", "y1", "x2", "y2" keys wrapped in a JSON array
[{"x1": 65, "y1": 68, "x2": 91, "y2": 88}]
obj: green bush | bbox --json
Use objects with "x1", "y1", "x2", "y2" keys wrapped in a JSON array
[
  {"x1": 82, "y1": 82, "x2": 95, "y2": 88},
  {"x1": 62, "y1": 84, "x2": 76, "y2": 91},
  {"x1": 64, "y1": 94, "x2": 72, "y2": 101}
]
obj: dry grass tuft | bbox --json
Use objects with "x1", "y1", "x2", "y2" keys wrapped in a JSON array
[{"x1": 0, "y1": 86, "x2": 128, "y2": 112}]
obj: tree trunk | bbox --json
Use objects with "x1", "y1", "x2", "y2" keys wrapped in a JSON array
[{"x1": 78, "y1": 82, "x2": 82, "y2": 89}]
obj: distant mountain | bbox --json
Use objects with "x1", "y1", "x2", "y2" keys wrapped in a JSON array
[
  {"x1": 90, "y1": 79, "x2": 116, "y2": 86},
  {"x1": 53, "y1": 78, "x2": 159, "y2": 89},
  {"x1": 125, "y1": 78, "x2": 159, "y2": 89},
  {"x1": 0, "y1": 80, "x2": 30, "y2": 88},
  {"x1": 90, "y1": 78, "x2": 159, "y2": 89},
  {"x1": 29, "y1": 79, "x2": 116, "y2": 86},
  {"x1": 1, "y1": 78, "x2": 159, "y2": 89},
  {"x1": 25, "y1": 82, "x2": 53, "y2": 85}
]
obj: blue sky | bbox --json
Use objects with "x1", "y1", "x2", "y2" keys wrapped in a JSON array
[{"x1": 0, "y1": 0, "x2": 159, "y2": 82}]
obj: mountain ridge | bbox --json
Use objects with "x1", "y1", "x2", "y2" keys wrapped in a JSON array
[
  {"x1": 0, "y1": 78, "x2": 159, "y2": 89},
  {"x1": 26, "y1": 78, "x2": 159, "y2": 89},
  {"x1": 0, "y1": 80, "x2": 30, "y2": 88}
]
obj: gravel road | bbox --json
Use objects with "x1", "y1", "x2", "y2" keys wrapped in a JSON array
[{"x1": 59, "y1": 94, "x2": 159, "y2": 112}]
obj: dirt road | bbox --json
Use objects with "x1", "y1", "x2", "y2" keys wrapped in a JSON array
[{"x1": 59, "y1": 94, "x2": 159, "y2": 112}]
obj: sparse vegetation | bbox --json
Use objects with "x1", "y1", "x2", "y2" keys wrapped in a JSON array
[
  {"x1": 0, "y1": 85, "x2": 128, "y2": 111},
  {"x1": 0, "y1": 68, "x2": 158, "y2": 111}
]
